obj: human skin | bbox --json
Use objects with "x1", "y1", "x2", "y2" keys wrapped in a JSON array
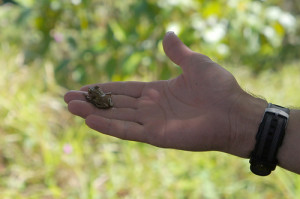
[{"x1": 64, "y1": 32, "x2": 300, "y2": 174}]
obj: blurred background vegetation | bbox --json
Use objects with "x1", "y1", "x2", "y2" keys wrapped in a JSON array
[{"x1": 0, "y1": 0, "x2": 300, "y2": 198}]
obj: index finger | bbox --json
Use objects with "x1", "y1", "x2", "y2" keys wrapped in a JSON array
[{"x1": 80, "y1": 81, "x2": 146, "y2": 98}]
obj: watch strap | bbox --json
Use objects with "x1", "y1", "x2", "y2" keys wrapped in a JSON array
[{"x1": 249, "y1": 103, "x2": 290, "y2": 176}]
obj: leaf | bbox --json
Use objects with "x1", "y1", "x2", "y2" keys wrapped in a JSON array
[
  {"x1": 105, "y1": 57, "x2": 117, "y2": 80},
  {"x1": 1, "y1": 0, "x2": 20, "y2": 6},
  {"x1": 121, "y1": 53, "x2": 143, "y2": 75},
  {"x1": 67, "y1": 36, "x2": 77, "y2": 49},
  {"x1": 273, "y1": 22, "x2": 285, "y2": 37},
  {"x1": 16, "y1": 8, "x2": 31, "y2": 25},
  {"x1": 55, "y1": 59, "x2": 70, "y2": 73},
  {"x1": 202, "y1": 2, "x2": 222, "y2": 18},
  {"x1": 108, "y1": 20, "x2": 126, "y2": 42}
]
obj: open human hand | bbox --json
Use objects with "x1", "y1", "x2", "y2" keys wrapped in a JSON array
[{"x1": 64, "y1": 32, "x2": 266, "y2": 158}]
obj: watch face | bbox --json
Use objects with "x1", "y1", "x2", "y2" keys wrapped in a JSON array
[{"x1": 250, "y1": 164, "x2": 271, "y2": 176}]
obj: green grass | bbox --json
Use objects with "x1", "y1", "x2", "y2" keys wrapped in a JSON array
[{"x1": 1, "y1": 49, "x2": 300, "y2": 199}]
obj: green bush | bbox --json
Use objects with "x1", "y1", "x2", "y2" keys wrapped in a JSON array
[{"x1": 1, "y1": 0, "x2": 299, "y2": 87}]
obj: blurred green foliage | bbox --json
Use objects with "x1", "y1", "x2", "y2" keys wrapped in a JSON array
[
  {"x1": 1, "y1": 0, "x2": 300, "y2": 198},
  {"x1": 1, "y1": 0, "x2": 300, "y2": 87}
]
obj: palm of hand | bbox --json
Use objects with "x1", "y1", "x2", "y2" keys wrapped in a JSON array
[
  {"x1": 137, "y1": 54, "x2": 242, "y2": 151},
  {"x1": 64, "y1": 33, "x2": 244, "y2": 152}
]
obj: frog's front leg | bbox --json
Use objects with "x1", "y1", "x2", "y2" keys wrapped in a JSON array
[{"x1": 105, "y1": 93, "x2": 113, "y2": 107}]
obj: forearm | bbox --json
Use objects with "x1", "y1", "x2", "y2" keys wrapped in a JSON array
[{"x1": 277, "y1": 109, "x2": 300, "y2": 173}]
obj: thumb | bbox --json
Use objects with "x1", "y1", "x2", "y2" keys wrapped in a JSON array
[{"x1": 162, "y1": 32, "x2": 194, "y2": 68}]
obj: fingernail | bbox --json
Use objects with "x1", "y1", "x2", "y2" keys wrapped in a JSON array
[{"x1": 166, "y1": 31, "x2": 175, "y2": 36}]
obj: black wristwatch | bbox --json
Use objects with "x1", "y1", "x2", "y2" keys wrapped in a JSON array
[{"x1": 249, "y1": 103, "x2": 290, "y2": 176}]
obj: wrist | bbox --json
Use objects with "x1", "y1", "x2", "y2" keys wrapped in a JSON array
[
  {"x1": 226, "y1": 92, "x2": 268, "y2": 158},
  {"x1": 226, "y1": 92, "x2": 300, "y2": 174}
]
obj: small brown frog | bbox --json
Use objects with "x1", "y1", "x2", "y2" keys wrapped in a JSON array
[{"x1": 84, "y1": 86, "x2": 113, "y2": 109}]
